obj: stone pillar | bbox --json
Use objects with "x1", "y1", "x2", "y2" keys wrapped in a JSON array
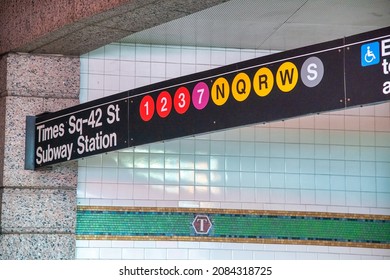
[{"x1": 0, "y1": 53, "x2": 79, "y2": 259}]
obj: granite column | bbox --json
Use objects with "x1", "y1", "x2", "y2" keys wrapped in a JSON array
[{"x1": 0, "y1": 53, "x2": 79, "y2": 259}]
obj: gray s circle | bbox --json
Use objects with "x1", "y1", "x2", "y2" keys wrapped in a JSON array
[{"x1": 301, "y1": 57, "x2": 324, "y2": 88}]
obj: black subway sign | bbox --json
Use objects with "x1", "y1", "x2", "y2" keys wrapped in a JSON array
[
  {"x1": 25, "y1": 27, "x2": 390, "y2": 169},
  {"x1": 345, "y1": 29, "x2": 390, "y2": 106},
  {"x1": 127, "y1": 39, "x2": 345, "y2": 147},
  {"x1": 35, "y1": 103, "x2": 122, "y2": 165},
  {"x1": 27, "y1": 94, "x2": 129, "y2": 168}
]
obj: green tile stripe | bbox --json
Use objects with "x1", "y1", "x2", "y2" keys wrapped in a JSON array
[
  {"x1": 212, "y1": 215, "x2": 390, "y2": 242},
  {"x1": 76, "y1": 207, "x2": 390, "y2": 248},
  {"x1": 77, "y1": 211, "x2": 190, "y2": 236}
]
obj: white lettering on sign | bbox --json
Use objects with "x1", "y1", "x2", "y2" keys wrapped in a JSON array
[
  {"x1": 36, "y1": 143, "x2": 73, "y2": 165},
  {"x1": 68, "y1": 115, "x2": 83, "y2": 135},
  {"x1": 383, "y1": 81, "x2": 390, "y2": 94},
  {"x1": 383, "y1": 59, "x2": 390, "y2": 75},
  {"x1": 77, "y1": 131, "x2": 117, "y2": 154},
  {"x1": 35, "y1": 103, "x2": 122, "y2": 166},
  {"x1": 107, "y1": 104, "x2": 120, "y2": 124},
  {"x1": 36, "y1": 123, "x2": 65, "y2": 142},
  {"x1": 381, "y1": 39, "x2": 390, "y2": 94},
  {"x1": 381, "y1": 38, "x2": 390, "y2": 57}
]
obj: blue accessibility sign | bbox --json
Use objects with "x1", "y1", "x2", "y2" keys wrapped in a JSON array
[{"x1": 361, "y1": 41, "x2": 380, "y2": 67}]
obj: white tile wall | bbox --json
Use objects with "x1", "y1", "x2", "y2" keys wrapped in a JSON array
[{"x1": 78, "y1": 43, "x2": 390, "y2": 259}]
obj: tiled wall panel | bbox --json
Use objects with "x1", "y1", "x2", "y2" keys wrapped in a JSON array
[{"x1": 77, "y1": 43, "x2": 390, "y2": 259}]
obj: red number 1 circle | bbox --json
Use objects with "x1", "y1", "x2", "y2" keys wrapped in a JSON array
[
  {"x1": 157, "y1": 91, "x2": 172, "y2": 118},
  {"x1": 140, "y1": 95, "x2": 155, "y2": 122}
]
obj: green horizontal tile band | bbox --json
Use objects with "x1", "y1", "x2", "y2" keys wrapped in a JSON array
[
  {"x1": 212, "y1": 216, "x2": 390, "y2": 243},
  {"x1": 76, "y1": 209, "x2": 390, "y2": 246},
  {"x1": 77, "y1": 212, "x2": 190, "y2": 236}
]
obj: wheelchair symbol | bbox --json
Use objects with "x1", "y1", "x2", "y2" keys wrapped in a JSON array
[
  {"x1": 364, "y1": 46, "x2": 376, "y2": 63},
  {"x1": 361, "y1": 41, "x2": 379, "y2": 67}
]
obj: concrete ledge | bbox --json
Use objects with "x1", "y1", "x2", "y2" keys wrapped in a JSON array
[{"x1": 0, "y1": 0, "x2": 228, "y2": 55}]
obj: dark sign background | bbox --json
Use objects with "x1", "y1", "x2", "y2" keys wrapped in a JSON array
[
  {"x1": 33, "y1": 92, "x2": 129, "y2": 168},
  {"x1": 27, "y1": 27, "x2": 390, "y2": 169},
  {"x1": 345, "y1": 27, "x2": 390, "y2": 107},
  {"x1": 128, "y1": 39, "x2": 345, "y2": 147}
]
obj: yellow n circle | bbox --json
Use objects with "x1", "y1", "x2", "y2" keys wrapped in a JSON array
[{"x1": 211, "y1": 77, "x2": 230, "y2": 106}]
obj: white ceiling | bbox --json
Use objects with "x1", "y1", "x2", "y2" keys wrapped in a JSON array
[{"x1": 119, "y1": 0, "x2": 390, "y2": 51}]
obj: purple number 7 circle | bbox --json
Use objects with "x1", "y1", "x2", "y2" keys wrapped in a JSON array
[{"x1": 192, "y1": 82, "x2": 210, "y2": 110}]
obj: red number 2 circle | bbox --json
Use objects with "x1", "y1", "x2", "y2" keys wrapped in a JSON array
[{"x1": 156, "y1": 91, "x2": 172, "y2": 118}]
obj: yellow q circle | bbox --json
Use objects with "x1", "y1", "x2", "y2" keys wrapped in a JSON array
[
  {"x1": 253, "y1": 67, "x2": 274, "y2": 97},
  {"x1": 211, "y1": 77, "x2": 230, "y2": 106},
  {"x1": 276, "y1": 62, "x2": 298, "y2": 93},
  {"x1": 232, "y1": 72, "x2": 251, "y2": 102}
]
